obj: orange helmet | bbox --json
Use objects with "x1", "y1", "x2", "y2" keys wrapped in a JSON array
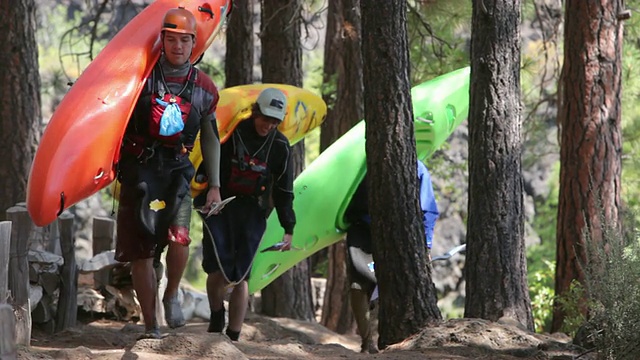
[{"x1": 162, "y1": 7, "x2": 197, "y2": 36}]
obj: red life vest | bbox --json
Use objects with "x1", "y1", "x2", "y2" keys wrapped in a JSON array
[{"x1": 148, "y1": 65, "x2": 197, "y2": 144}]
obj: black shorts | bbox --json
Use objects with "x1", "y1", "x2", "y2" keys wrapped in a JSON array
[
  {"x1": 346, "y1": 223, "x2": 376, "y2": 293},
  {"x1": 201, "y1": 197, "x2": 266, "y2": 282}
]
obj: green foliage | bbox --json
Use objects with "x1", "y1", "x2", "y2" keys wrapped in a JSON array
[
  {"x1": 578, "y1": 222, "x2": 640, "y2": 359},
  {"x1": 527, "y1": 163, "x2": 560, "y2": 332},
  {"x1": 300, "y1": 38, "x2": 324, "y2": 166},
  {"x1": 198, "y1": 58, "x2": 225, "y2": 87},
  {"x1": 184, "y1": 210, "x2": 206, "y2": 289},
  {"x1": 304, "y1": 128, "x2": 321, "y2": 166},
  {"x1": 555, "y1": 280, "x2": 588, "y2": 336},
  {"x1": 407, "y1": 0, "x2": 471, "y2": 85},
  {"x1": 620, "y1": 44, "x2": 640, "y2": 220},
  {"x1": 303, "y1": 47, "x2": 325, "y2": 96},
  {"x1": 528, "y1": 259, "x2": 555, "y2": 333}
]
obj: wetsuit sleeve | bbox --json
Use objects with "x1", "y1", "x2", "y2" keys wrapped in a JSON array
[
  {"x1": 272, "y1": 137, "x2": 296, "y2": 235},
  {"x1": 418, "y1": 161, "x2": 439, "y2": 249},
  {"x1": 200, "y1": 113, "x2": 221, "y2": 188}
]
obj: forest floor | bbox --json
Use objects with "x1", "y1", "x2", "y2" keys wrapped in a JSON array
[{"x1": 17, "y1": 311, "x2": 594, "y2": 360}]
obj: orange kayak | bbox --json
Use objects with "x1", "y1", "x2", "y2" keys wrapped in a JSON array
[{"x1": 27, "y1": 0, "x2": 232, "y2": 226}]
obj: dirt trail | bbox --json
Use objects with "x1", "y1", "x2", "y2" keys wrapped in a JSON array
[{"x1": 18, "y1": 313, "x2": 592, "y2": 360}]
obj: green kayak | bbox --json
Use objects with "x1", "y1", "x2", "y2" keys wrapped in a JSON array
[{"x1": 248, "y1": 67, "x2": 471, "y2": 293}]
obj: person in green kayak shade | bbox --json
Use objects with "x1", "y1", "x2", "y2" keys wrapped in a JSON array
[
  {"x1": 345, "y1": 160, "x2": 439, "y2": 353},
  {"x1": 194, "y1": 87, "x2": 296, "y2": 341},
  {"x1": 114, "y1": 6, "x2": 222, "y2": 339}
]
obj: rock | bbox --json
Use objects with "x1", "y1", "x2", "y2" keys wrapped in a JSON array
[
  {"x1": 28, "y1": 249, "x2": 63, "y2": 267},
  {"x1": 194, "y1": 296, "x2": 212, "y2": 321},
  {"x1": 77, "y1": 286, "x2": 107, "y2": 313},
  {"x1": 29, "y1": 285, "x2": 43, "y2": 312},
  {"x1": 79, "y1": 250, "x2": 121, "y2": 273}
]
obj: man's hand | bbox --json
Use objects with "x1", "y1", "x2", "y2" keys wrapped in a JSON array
[
  {"x1": 204, "y1": 186, "x2": 222, "y2": 214},
  {"x1": 280, "y1": 234, "x2": 293, "y2": 251}
]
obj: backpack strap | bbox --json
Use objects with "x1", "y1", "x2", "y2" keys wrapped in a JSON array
[
  {"x1": 181, "y1": 67, "x2": 197, "y2": 103},
  {"x1": 232, "y1": 130, "x2": 249, "y2": 170},
  {"x1": 155, "y1": 64, "x2": 196, "y2": 101}
]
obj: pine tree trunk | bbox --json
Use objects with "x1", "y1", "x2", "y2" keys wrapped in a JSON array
[
  {"x1": 318, "y1": 0, "x2": 363, "y2": 334},
  {"x1": 361, "y1": 0, "x2": 441, "y2": 349},
  {"x1": 0, "y1": 0, "x2": 41, "y2": 219},
  {"x1": 464, "y1": 0, "x2": 533, "y2": 331},
  {"x1": 259, "y1": 0, "x2": 315, "y2": 321},
  {"x1": 224, "y1": 0, "x2": 254, "y2": 87},
  {"x1": 319, "y1": 0, "x2": 363, "y2": 153},
  {"x1": 552, "y1": 0, "x2": 623, "y2": 333},
  {"x1": 320, "y1": 240, "x2": 354, "y2": 333}
]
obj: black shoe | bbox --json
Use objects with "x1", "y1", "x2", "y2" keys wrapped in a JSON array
[
  {"x1": 225, "y1": 328, "x2": 240, "y2": 341},
  {"x1": 361, "y1": 338, "x2": 379, "y2": 354},
  {"x1": 208, "y1": 307, "x2": 225, "y2": 333}
]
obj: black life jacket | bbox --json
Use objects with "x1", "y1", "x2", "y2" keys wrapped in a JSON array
[{"x1": 227, "y1": 129, "x2": 275, "y2": 197}]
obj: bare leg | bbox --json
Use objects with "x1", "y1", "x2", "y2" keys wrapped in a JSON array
[
  {"x1": 350, "y1": 288, "x2": 378, "y2": 353},
  {"x1": 206, "y1": 271, "x2": 227, "y2": 333},
  {"x1": 163, "y1": 241, "x2": 189, "y2": 300},
  {"x1": 162, "y1": 234, "x2": 190, "y2": 328},
  {"x1": 206, "y1": 271, "x2": 227, "y2": 311},
  {"x1": 227, "y1": 281, "x2": 248, "y2": 332},
  {"x1": 131, "y1": 258, "x2": 157, "y2": 331},
  {"x1": 351, "y1": 288, "x2": 370, "y2": 342}
]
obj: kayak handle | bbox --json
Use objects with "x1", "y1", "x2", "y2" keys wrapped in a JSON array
[
  {"x1": 198, "y1": 6, "x2": 214, "y2": 18},
  {"x1": 57, "y1": 192, "x2": 65, "y2": 216}
]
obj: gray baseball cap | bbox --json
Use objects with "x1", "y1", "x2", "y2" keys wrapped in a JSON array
[{"x1": 256, "y1": 88, "x2": 287, "y2": 121}]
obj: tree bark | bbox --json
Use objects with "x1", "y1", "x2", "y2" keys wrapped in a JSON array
[
  {"x1": 361, "y1": 0, "x2": 441, "y2": 349},
  {"x1": 552, "y1": 0, "x2": 623, "y2": 333},
  {"x1": 464, "y1": 0, "x2": 533, "y2": 331},
  {"x1": 318, "y1": 0, "x2": 363, "y2": 334},
  {"x1": 319, "y1": 0, "x2": 363, "y2": 153},
  {"x1": 225, "y1": 0, "x2": 254, "y2": 87},
  {"x1": 320, "y1": 240, "x2": 354, "y2": 333},
  {"x1": 0, "y1": 0, "x2": 41, "y2": 220},
  {"x1": 259, "y1": 0, "x2": 315, "y2": 321}
]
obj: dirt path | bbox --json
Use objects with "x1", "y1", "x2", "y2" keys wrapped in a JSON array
[{"x1": 18, "y1": 314, "x2": 593, "y2": 360}]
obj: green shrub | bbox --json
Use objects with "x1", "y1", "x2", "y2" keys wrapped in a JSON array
[
  {"x1": 528, "y1": 259, "x2": 555, "y2": 333},
  {"x1": 555, "y1": 280, "x2": 588, "y2": 336},
  {"x1": 579, "y1": 221, "x2": 640, "y2": 359}
]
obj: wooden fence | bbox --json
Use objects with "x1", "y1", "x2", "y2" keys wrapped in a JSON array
[
  {"x1": 0, "y1": 201, "x2": 238, "y2": 356},
  {"x1": 0, "y1": 203, "x2": 120, "y2": 357}
]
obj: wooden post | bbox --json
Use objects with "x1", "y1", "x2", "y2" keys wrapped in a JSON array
[
  {"x1": 46, "y1": 219, "x2": 62, "y2": 256},
  {"x1": 55, "y1": 212, "x2": 77, "y2": 332},
  {"x1": 6, "y1": 206, "x2": 32, "y2": 346},
  {"x1": 0, "y1": 304, "x2": 16, "y2": 360},
  {"x1": 0, "y1": 221, "x2": 11, "y2": 303},
  {"x1": 92, "y1": 216, "x2": 116, "y2": 290}
]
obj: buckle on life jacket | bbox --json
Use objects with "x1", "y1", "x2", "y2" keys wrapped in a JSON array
[{"x1": 123, "y1": 136, "x2": 157, "y2": 162}]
